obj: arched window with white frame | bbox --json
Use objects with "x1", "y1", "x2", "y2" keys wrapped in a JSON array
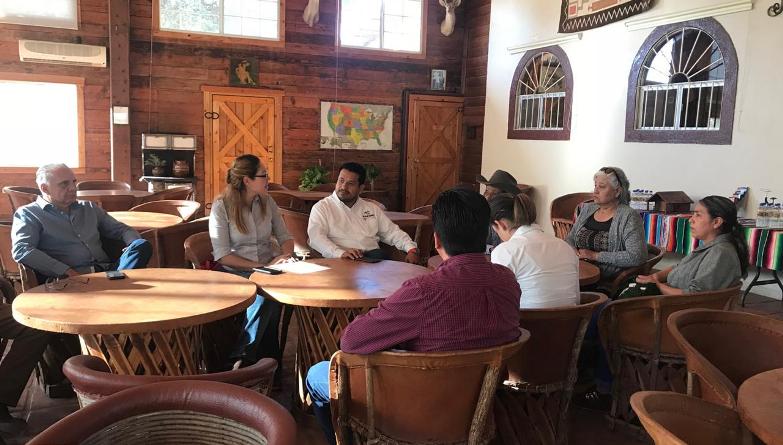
[
  {"x1": 507, "y1": 45, "x2": 573, "y2": 141},
  {"x1": 625, "y1": 18, "x2": 738, "y2": 145}
]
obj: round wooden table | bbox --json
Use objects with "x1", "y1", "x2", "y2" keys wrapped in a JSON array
[
  {"x1": 12, "y1": 268, "x2": 257, "y2": 376},
  {"x1": 738, "y1": 368, "x2": 783, "y2": 445},
  {"x1": 78, "y1": 190, "x2": 153, "y2": 198},
  {"x1": 250, "y1": 258, "x2": 429, "y2": 403},
  {"x1": 426, "y1": 255, "x2": 601, "y2": 287},
  {"x1": 109, "y1": 211, "x2": 183, "y2": 230}
]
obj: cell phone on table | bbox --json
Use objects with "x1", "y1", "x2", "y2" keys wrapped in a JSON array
[
  {"x1": 354, "y1": 257, "x2": 382, "y2": 263},
  {"x1": 254, "y1": 266, "x2": 283, "y2": 275},
  {"x1": 106, "y1": 271, "x2": 126, "y2": 280}
]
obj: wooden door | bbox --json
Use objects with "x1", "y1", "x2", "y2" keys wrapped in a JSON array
[
  {"x1": 202, "y1": 87, "x2": 283, "y2": 206},
  {"x1": 404, "y1": 94, "x2": 464, "y2": 210}
]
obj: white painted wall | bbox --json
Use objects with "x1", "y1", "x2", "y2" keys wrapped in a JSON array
[{"x1": 483, "y1": 0, "x2": 783, "y2": 298}]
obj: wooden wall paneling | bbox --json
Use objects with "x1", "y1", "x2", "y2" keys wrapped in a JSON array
[{"x1": 109, "y1": 0, "x2": 132, "y2": 183}]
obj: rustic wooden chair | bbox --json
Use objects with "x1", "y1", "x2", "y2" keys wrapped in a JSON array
[
  {"x1": 630, "y1": 391, "x2": 745, "y2": 445},
  {"x1": 363, "y1": 198, "x2": 386, "y2": 210},
  {"x1": 598, "y1": 285, "x2": 741, "y2": 428},
  {"x1": 152, "y1": 217, "x2": 208, "y2": 268},
  {"x1": 75, "y1": 180, "x2": 131, "y2": 191},
  {"x1": 600, "y1": 244, "x2": 664, "y2": 297},
  {"x1": 312, "y1": 183, "x2": 336, "y2": 192},
  {"x1": 183, "y1": 232, "x2": 214, "y2": 270},
  {"x1": 129, "y1": 199, "x2": 202, "y2": 222},
  {"x1": 549, "y1": 192, "x2": 592, "y2": 240},
  {"x1": 83, "y1": 194, "x2": 139, "y2": 212},
  {"x1": 278, "y1": 208, "x2": 319, "y2": 258},
  {"x1": 2, "y1": 186, "x2": 40, "y2": 211},
  {"x1": 268, "y1": 191, "x2": 308, "y2": 212},
  {"x1": 141, "y1": 186, "x2": 193, "y2": 203},
  {"x1": 267, "y1": 182, "x2": 288, "y2": 191},
  {"x1": 28, "y1": 380, "x2": 296, "y2": 445},
  {"x1": 329, "y1": 333, "x2": 529, "y2": 445},
  {"x1": 63, "y1": 354, "x2": 277, "y2": 407},
  {"x1": 496, "y1": 292, "x2": 608, "y2": 445},
  {"x1": 0, "y1": 223, "x2": 21, "y2": 290},
  {"x1": 668, "y1": 308, "x2": 783, "y2": 409}
]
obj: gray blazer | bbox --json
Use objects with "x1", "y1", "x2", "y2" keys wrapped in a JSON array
[{"x1": 566, "y1": 202, "x2": 647, "y2": 277}]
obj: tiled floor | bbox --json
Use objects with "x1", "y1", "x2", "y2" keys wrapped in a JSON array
[{"x1": 3, "y1": 292, "x2": 781, "y2": 445}]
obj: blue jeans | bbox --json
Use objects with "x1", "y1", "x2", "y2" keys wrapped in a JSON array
[
  {"x1": 226, "y1": 270, "x2": 282, "y2": 365},
  {"x1": 306, "y1": 361, "x2": 336, "y2": 445},
  {"x1": 111, "y1": 239, "x2": 153, "y2": 271}
]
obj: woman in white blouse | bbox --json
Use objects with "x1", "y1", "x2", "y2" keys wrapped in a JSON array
[
  {"x1": 490, "y1": 193, "x2": 580, "y2": 309},
  {"x1": 209, "y1": 154, "x2": 294, "y2": 368}
]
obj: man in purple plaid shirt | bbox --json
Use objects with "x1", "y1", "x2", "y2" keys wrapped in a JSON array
[{"x1": 306, "y1": 188, "x2": 522, "y2": 445}]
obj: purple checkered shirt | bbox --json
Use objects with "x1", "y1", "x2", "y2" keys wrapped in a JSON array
[{"x1": 340, "y1": 253, "x2": 522, "y2": 354}]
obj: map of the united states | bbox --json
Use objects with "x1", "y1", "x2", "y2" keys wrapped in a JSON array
[{"x1": 320, "y1": 102, "x2": 392, "y2": 150}]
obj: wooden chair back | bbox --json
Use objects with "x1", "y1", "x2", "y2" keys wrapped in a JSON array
[
  {"x1": 603, "y1": 244, "x2": 665, "y2": 297},
  {"x1": 668, "y1": 308, "x2": 783, "y2": 409},
  {"x1": 63, "y1": 355, "x2": 277, "y2": 407},
  {"x1": 141, "y1": 186, "x2": 193, "y2": 203},
  {"x1": 3, "y1": 186, "x2": 40, "y2": 211},
  {"x1": 76, "y1": 180, "x2": 131, "y2": 191},
  {"x1": 550, "y1": 192, "x2": 592, "y2": 239},
  {"x1": 84, "y1": 194, "x2": 138, "y2": 212},
  {"x1": 497, "y1": 292, "x2": 607, "y2": 445},
  {"x1": 0, "y1": 223, "x2": 20, "y2": 286},
  {"x1": 28, "y1": 380, "x2": 297, "y2": 445},
  {"x1": 267, "y1": 183, "x2": 288, "y2": 191},
  {"x1": 278, "y1": 208, "x2": 319, "y2": 258},
  {"x1": 153, "y1": 218, "x2": 209, "y2": 268},
  {"x1": 363, "y1": 198, "x2": 386, "y2": 210},
  {"x1": 268, "y1": 191, "x2": 308, "y2": 212},
  {"x1": 183, "y1": 232, "x2": 213, "y2": 269},
  {"x1": 630, "y1": 391, "x2": 744, "y2": 445},
  {"x1": 598, "y1": 285, "x2": 741, "y2": 427},
  {"x1": 129, "y1": 200, "x2": 202, "y2": 222},
  {"x1": 312, "y1": 183, "x2": 336, "y2": 192},
  {"x1": 329, "y1": 333, "x2": 529, "y2": 445},
  {"x1": 18, "y1": 262, "x2": 38, "y2": 292}
]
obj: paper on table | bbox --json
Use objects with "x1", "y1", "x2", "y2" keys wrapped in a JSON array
[{"x1": 268, "y1": 262, "x2": 331, "y2": 274}]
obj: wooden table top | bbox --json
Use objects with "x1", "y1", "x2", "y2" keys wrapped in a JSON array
[
  {"x1": 384, "y1": 211, "x2": 430, "y2": 226},
  {"x1": 250, "y1": 258, "x2": 429, "y2": 308},
  {"x1": 78, "y1": 189, "x2": 153, "y2": 198},
  {"x1": 275, "y1": 190, "x2": 331, "y2": 201},
  {"x1": 12, "y1": 268, "x2": 257, "y2": 335},
  {"x1": 738, "y1": 368, "x2": 783, "y2": 445},
  {"x1": 109, "y1": 211, "x2": 183, "y2": 230},
  {"x1": 426, "y1": 255, "x2": 601, "y2": 286}
]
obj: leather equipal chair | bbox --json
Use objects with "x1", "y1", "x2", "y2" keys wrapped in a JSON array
[
  {"x1": 82, "y1": 194, "x2": 138, "y2": 212},
  {"x1": 0, "y1": 223, "x2": 21, "y2": 289},
  {"x1": 668, "y1": 308, "x2": 783, "y2": 409},
  {"x1": 183, "y1": 232, "x2": 213, "y2": 269},
  {"x1": 601, "y1": 244, "x2": 664, "y2": 297},
  {"x1": 363, "y1": 198, "x2": 386, "y2": 210},
  {"x1": 278, "y1": 208, "x2": 320, "y2": 259},
  {"x1": 630, "y1": 391, "x2": 745, "y2": 445},
  {"x1": 496, "y1": 292, "x2": 608, "y2": 445},
  {"x1": 269, "y1": 191, "x2": 309, "y2": 212},
  {"x1": 129, "y1": 199, "x2": 202, "y2": 222},
  {"x1": 2, "y1": 186, "x2": 40, "y2": 211},
  {"x1": 63, "y1": 355, "x2": 277, "y2": 407},
  {"x1": 76, "y1": 180, "x2": 131, "y2": 191},
  {"x1": 152, "y1": 217, "x2": 208, "y2": 268},
  {"x1": 141, "y1": 186, "x2": 194, "y2": 203},
  {"x1": 549, "y1": 192, "x2": 592, "y2": 240},
  {"x1": 28, "y1": 380, "x2": 296, "y2": 445},
  {"x1": 329, "y1": 333, "x2": 529, "y2": 445},
  {"x1": 598, "y1": 285, "x2": 740, "y2": 428}
]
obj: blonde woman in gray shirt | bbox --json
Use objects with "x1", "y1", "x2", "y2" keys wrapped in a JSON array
[
  {"x1": 635, "y1": 196, "x2": 747, "y2": 295},
  {"x1": 209, "y1": 154, "x2": 294, "y2": 368}
]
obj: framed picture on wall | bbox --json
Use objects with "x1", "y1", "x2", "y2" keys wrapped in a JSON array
[
  {"x1": 430, "y1": 69, "x2": 446, "y2": 91},
  {"x1": 229, "y1": 58, "x2": 259, "y2": 87},
  {"x1": 319, "y1": 101, "x2": 393, "y2": 150}
]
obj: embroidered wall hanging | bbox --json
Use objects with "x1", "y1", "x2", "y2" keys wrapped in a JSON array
[{"x1": 559, "y1": 0, "x2": 654, "y2": 33}]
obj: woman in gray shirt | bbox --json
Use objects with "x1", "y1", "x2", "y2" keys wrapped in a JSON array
[
  {"x1": 636, "y1": 196, "x2": 748, "y2": 294},
  {"x1": 209, "y1": 154, "x2": 294, "y2": 367}
]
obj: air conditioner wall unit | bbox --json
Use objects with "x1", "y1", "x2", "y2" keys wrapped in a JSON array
[{"x1": 18, "y1": 40, "x2": 107, "y2": 68}]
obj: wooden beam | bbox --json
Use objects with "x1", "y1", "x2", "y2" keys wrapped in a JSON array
[{"x1": 109, "y1": 0, "x2": 131, "y2": 183}]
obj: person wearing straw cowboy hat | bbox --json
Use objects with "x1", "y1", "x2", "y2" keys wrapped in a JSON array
[{"x1": 477, "y1": 170, "x2": 522, "y2": 249}]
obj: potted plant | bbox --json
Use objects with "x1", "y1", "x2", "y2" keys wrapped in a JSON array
[
  {"x1": 144, "y1": 154, "x2": 167, "y2": 177},
  {"x1": 299, "y1": 165, "x2": 329, "y2": 191},
  {"x1": 365, "y1": 164, "x2": 380, "y2": 191}
]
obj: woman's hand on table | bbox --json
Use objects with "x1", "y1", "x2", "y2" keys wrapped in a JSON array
[
  {"x1": 269, "y1": 254, "x2": 296, "y2": 265},
  {"x1": 577, "y1": 249, "x2": 599, "y2": 261}
]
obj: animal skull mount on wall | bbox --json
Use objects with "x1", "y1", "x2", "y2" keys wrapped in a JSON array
[
  {"x1": 303, "y1": 0, "x2": 319, "y2": 27},
  {"x1": 439, "y1": 0, "x2": 462, "y2": 36}
]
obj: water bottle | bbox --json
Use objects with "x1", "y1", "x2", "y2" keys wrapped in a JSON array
[{"x1": 758, "y1": 203, "x2": 768, "y2": 228}]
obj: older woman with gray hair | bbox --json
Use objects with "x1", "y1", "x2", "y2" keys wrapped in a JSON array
[{"x1": 566, "y1": 166, "x2": 646, "y2": 279}]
